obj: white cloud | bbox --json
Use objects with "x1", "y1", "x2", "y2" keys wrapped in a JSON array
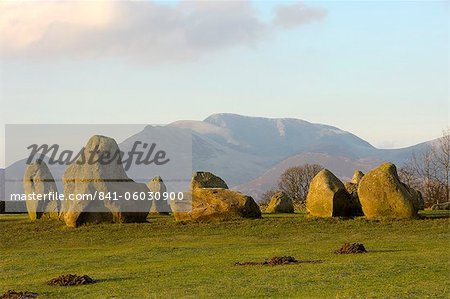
[
  {"x1": 273, "y1": 2, "x2": 327, "y2": 28},
  {"x1": 0, "y1": 1, "x2": 326, "y2": 63}
]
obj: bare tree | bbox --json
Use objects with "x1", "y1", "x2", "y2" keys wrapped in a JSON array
[
  {"x1": 259, "y1": 189, "x2": 277, "y2": 205},
  {"x1": 434, "y1": 128, "x2": 450, "y2": 201},
  {"x1": 398, "y1": 164, "x2": 419, "y2": 189},
  {"x1": 401, "y1": 129, "x2": 450, "y2": 207},
  {"x1": 278, "y1": 164, "x2": 323, "y2": 206}
]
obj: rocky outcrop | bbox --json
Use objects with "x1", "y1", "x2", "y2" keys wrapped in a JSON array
[
  {"x1": 174, "y1": 172, "x2": 261, "y2": 221},
  {"x1": 147, "y1": 176, "x2": 171, "y2": 214},
  {"x1": 358, "y1": 163, "x2": 420, "y2": 219},
  {"x1": 306, "y1": 169, "x2": 360, "y2": 217},
  {"x1": 23, "y1": 160, "x2": 60, "y2": 220},
  {"x1": 265, "y1": 192, "x2": 294, "y2": 213},
  {"x1": 62, "y1": 135, "x2": 151, "y2": 227},
  {"x1": 190, "y1": 171, "x2": 228, "y2": 189}
]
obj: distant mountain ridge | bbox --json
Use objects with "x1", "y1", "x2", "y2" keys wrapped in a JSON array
[
  {"x1": 1, "y1": 113, "x2": 437, "y2": 203},
  {"x1": 177, "y1": 113, "x2": 376, "y2": 158},
  {"x1": 168, "y1": 113, "x2": 436, "y2": 199}
]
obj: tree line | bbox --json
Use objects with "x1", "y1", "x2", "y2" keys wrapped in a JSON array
[{"x1": 399, "y1": 129, "x2": 450, "y2": 207}]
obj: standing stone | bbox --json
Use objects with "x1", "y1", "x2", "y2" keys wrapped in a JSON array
[
  {"x1": 147, "y1": 176, "x2": 172, "y2": 214},
  {"x1": 431, "y1": 202, "x2": 450, "y2": 210},
  {"x1": 306, "y1": 169, "x2": 358, "y2": 217},
  {"x1": 266, "y1": 192, "x2": 294, "y2": 213},
  {"x1": 190, "y1": 171, "x2": 228, "y2": 189},
  {"x1": 358, "y1": 163, "x2": 419, "y2": 219},
  {"x1": 351, "y1": 170, "x2": 364, "y2": 184},
  {"x1": 174, "y1": 172, "x2": 261, "y2": 221},
  {"x1": 407, "y1": 187, "x2": 424, "y2": 212},
  {"x1": 62, "y1": 135, "x2": 151, "y2": 228},
  {"x1": 23, "y1": 160, "x2": 60, "y2": 220},
  {"x1": 344, "y1": 182, "x2": 358, "y2": 200},
  {"x1": 344, "y1": 170, "x2": 364, "y2": 216}
]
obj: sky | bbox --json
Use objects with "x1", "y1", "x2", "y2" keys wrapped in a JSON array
[{"x1": 0, "y1": 0, "x2": 449, "y2": 167}]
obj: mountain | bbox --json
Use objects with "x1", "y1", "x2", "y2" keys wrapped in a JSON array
[
  {"x1": 165, "y1": 114, "x2": 380, "y2": 186},
  {"x1": 202, "y1": 113, "x2": 376, "y2": 159},
  {"x1": 1, "y1": 113, "x2": 436, "y2": 206},
  {"x1": 169, "y1": 113, "x2": 436, "y2": 199}
]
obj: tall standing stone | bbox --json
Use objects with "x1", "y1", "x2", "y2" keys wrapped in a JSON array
[
  {"x1": 62, "y1": 135, "x2": 151, "y2": 227},
  {"x1": 23, "y1": 160, "x2": 60, "y2": 220},
  {"x1": 147, "y1": 176, "x2": 172, "y2": 214},
  {"x1": 343, "y1": 170, "x2": 364, "y2": 216},
  {"x1": 306, "y1": 169, "x2": 360, "y2": 217},
  {"x1": 358, "y1": 163, "x2": 419, "y2": 219}
]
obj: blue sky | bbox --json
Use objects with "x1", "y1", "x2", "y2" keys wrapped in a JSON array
[{"x1": 0, "y1": 1, "x2": 448, "y2": 167}]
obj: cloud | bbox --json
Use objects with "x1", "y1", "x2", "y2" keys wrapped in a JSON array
[
  {"x1": 273, "y1": 2, "x2": 327, "y2": 28},
  {"x1": 0, "y1": 1, "x2": 326, "y2": 63}
]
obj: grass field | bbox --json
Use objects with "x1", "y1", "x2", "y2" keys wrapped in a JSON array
[{"x1": 1, "y1": 212, "x2": 449, "y2": 298}]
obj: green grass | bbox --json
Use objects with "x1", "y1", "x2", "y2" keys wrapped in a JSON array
[{"x1": 1, "y1": 212, "x2": 449, "y2": 299}]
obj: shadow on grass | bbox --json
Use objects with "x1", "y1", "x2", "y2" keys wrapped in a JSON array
[
  {"x1": 0, "y1": 214, "x2": 28, "y2": 223},
  {"x1": 261, "y1": 213, "x2": 302, "y2": 219},
  {"x1": 418, "y1": 211, "x2": 450, "y2": 219},
  {"x1": 0, "y1": 218, "x2": 23, "y2": 223}
]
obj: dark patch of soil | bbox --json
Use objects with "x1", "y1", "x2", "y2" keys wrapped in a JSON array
[
  {"x1": 235, "y1": 256, "x2": 323, "y2": 266},
  {"x1": 47, "y1": 274, "x2": 96, "y2": 286},
  {"x1": 1, "y1": 290, "x2": 38, "y2": 299},
  {"x1": 265, "y1": 256, "x2": 299, "y2": 265},
  {"x1": 335, "y1": 243, "x2": 367, "y2": 254}
]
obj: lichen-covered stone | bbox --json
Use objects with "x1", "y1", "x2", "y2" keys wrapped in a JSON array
[
  {"x1": 174, "y1": 188, "x2": 261, "y2": 221},
  {"x1": 358, "y1": 163, "x2": 419, "y2": 219},
  {"x1": 306, "y1": 169, "x2": 358, "y2": 217},
  {"x1": 265, "y1": 192, "x2": 294, "y2": 213},
  {"x1": 174, "y1": 172, "x2": 260, "y2": 221},
  {"x1": 62, "y1": 135, "x2": 151, "y2": 227},
  {"x1": 351, "y1": 170, "x2": 364, "y2": 184},
  {"x1": 344, "y1": 171, "x2": 364, "y2": 216},
  {"x1": 190, "y1": 171, "x2": 228, "y2": 190}
]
